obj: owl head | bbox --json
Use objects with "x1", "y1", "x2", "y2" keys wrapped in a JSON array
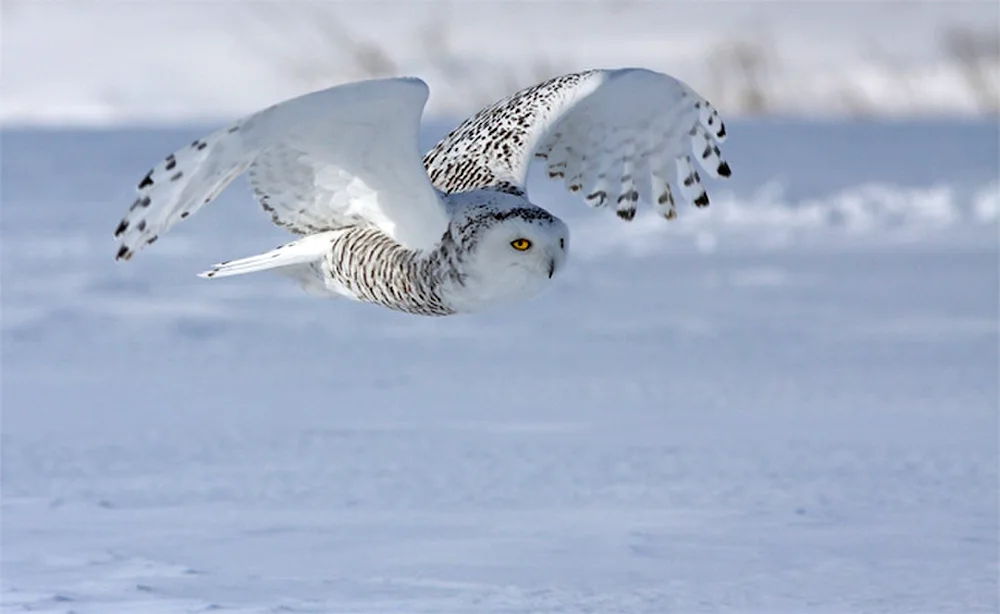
[{"x1": 444, "y1": 191, "x2": 569, "y2": 312}]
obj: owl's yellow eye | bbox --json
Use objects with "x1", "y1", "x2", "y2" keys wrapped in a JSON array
[{"x1": 510, "y1": 238, "x2": 532, "y2": 251}]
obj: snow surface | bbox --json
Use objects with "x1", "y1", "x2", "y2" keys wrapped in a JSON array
[
  {"x1": 2, "y1": 1, "x2": 999, "y2": 125},
  {"x1": 2, "y1": 119, "x2": 998, "y2": 612}
]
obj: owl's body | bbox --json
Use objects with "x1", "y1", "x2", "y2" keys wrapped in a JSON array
[
  {"x1": 114, "y1": 68, "x2": 729, "y2": 316},
  {"x1": 265, "y1": 190, "x2": 567, "y2": 316}
]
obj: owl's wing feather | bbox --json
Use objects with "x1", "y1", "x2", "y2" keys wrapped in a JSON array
[
  {"x1": 115, "y1": 77, "x2": 449, "y2": 261},
  {"x1": 423, "y1": 68, "x2": 730, "y2": 221}
]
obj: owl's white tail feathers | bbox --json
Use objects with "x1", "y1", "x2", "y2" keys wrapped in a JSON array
[{"x1": 197, "y1": 232, "x2": 336, "y2": 279}]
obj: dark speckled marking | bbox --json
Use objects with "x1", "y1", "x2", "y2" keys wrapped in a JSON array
[
  {"x1": 138, "y1": 172, "x2": 154, "y2": 189},
  {"x1": 617, "y1": 190, "x2": 638, "y2": 204},
  {"x1": 423, "y1": 71, "x2": 599, "y2": 195},
  {"x1": 130, "y1": 196, "x2": 151, "y2": 211},
  {"x1": 170, "y1": 171, "x2": 183, "y2": 182},
  {"x1": 586, "y1": 190, "x2": 607, "y2": 207}
]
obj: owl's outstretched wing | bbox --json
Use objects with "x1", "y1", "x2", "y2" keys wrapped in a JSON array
[
  {"x1": 423, "y1": 68, "x2": 730, "y2": 221},
  {"x1": 114, "y1": 77, "x2": 449, "y2": 261}
]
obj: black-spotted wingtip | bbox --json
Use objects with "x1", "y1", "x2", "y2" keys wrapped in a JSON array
[
  {"x1": 616, "y1": 208, "x2": 637, "y2": 221},
  {"x1": 115, "y1": 245, "x2": 132, "y2": 261},
  {"x1": 718, "y1": 161, "x2": 732, "y2": 178}
]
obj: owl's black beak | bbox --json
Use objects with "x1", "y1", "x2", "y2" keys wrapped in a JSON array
[{"x1": 547, "y1": 259, "x2": 556, "y2": 278}]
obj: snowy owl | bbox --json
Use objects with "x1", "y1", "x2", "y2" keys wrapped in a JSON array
[{"x1": 113, "y1": 68, "x2": 730, "y2": 316}]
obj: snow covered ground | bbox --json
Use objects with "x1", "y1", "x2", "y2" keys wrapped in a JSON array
[
  {"x1": 2, "y1": 1, "x2": 999, "y2": 125},
  {"x1": 1, "y1": 116, "x2": 997, "y2": 612}
]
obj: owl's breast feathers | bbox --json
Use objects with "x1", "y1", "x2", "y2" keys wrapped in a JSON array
[{"x1": 323, "y1": 225, "x2": 463, "y2": 316}]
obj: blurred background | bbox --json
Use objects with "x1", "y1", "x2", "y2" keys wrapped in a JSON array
[
  {"x1": 2, "y1": 0, "x2": 998, "y2": 124},
  {"x1": 2, "y1": 2, "x2": 998, "y2": 613}
]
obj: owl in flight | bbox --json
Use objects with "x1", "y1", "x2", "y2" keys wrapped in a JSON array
[{"x1": 114, "y1": 68, "x2": 730, "y2": 316}]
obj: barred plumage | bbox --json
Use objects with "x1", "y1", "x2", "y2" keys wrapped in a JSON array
[
  {"x1": 114, "y1": 68, "x2": 731, "y2": 316},
  {"x1": 326, "y1": 225, "x2": 461, "y2": 316},
  {"x1": 423, "y1": 71, "x2": 600, "y2": 196}
]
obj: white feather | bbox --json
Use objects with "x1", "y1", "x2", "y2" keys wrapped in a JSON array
[
  {"x1": 114, "y1": 77, "x2": 448, "y2": 261},
  {"x1": 197, "y1": 232, "x2": 338, "y2": 279}
]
